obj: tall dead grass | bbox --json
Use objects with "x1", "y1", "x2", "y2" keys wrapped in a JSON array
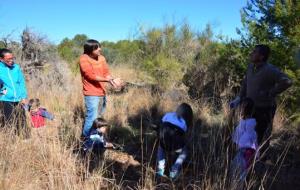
[{"x1": 0, "y1": 63, "x2": 293, "y2": 189}]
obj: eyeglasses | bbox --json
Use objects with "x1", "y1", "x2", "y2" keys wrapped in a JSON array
[
  {"x1": 4, "y1": 56, "x2": 16, "y2": 61},
  {"x1": 1, "y1": 56, "x2": 16, "y2": 63}
]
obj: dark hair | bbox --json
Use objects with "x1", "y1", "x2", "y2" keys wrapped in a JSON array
[
  {"x1": 92, "y1": 118, "x2": 109, "y2": 129},
  {"x1": 176, "y1": 103, "x2": 193, "y2": 128},
  {"x1": 240, "y1": 97, "x2": 255, "y2": 119},
  {"x1": 0, "y1": 48, "x2": 12, "y2": 58},
  {"x1": 28, "y1": 98, "x2": 41, "y2": 111},
  {"x1": 255, "y1": 44, "x2": 270, "y2": 61},
  {"x1": 83, "y1": 39, "x2": 101, "y2": 55}
]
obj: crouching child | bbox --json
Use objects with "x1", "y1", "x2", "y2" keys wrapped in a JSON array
[
  {"x1": 156, "y1": 103, "x2": 193, "y2": 181},
  {"x1": 28, "y1": 98, "x2": 54, "y2": 128},
  {"x1": 83, "y1": 118, "x2": 114, "y2": 154}
]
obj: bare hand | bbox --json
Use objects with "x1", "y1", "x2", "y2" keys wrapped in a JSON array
[
  {"x1": 0, "y1": 89, "x2": 7, "y2": 95},
  {"x1": 112, "y1": 78, "x2": 125, "y2": 89},
  {"x1": 109, "y1": 79, "x2": 119, "y2": 88},
  {"x1": 105, "y1": 142, "x2": 114, "y2": 148},
  {"x1": 20, "y1": 99, "x2": 28, "y2": 105}
]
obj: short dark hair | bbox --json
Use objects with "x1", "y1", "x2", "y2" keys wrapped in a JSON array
[
  {"x1": 83, "y1": 39, "x2": 101, "y2": 55},
  {"x1": 176, "y1": 103, "x2": 193, "y2": 128},
  {"x1": 0, "y1": 48, "x2": 12, "y2": 58},
  {"x1": 28, "y1": 98, "x2": 41, "y2": 111},
  {"x1": 255, "y1": 44, "x2": 270, "y2": 61},
  {"x1": 92, "y1": 117, "x2": 109, "y2": 129},
  {"x1": 241, "y1": 97, "x2": 254, "y2": 119}
]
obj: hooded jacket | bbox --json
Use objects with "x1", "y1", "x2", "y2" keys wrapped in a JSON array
[{"x1": 0, "y1": 61, "x2": 27, "y2": 102}]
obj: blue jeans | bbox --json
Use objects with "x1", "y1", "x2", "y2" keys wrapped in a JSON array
[{"x1": 82, "y1": 96, "x2": 106, "y2": 137}]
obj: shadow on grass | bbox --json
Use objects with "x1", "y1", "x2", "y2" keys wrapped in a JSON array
[{"x1": 65, "y1": 100, "x2": 300, "y2": 189}]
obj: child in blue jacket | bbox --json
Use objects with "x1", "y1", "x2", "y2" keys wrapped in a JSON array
[{"x1": 83, "y1": 118, "x2": 114, "y2": 153}]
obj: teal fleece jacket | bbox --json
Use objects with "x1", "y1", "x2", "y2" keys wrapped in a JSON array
[{"x1": 0, "y1": 61, "x2": 27, "y2": 102}]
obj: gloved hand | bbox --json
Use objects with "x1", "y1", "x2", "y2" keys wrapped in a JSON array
[{"x1": 229, "y1": 96, "x2": 241, "y2": 109}]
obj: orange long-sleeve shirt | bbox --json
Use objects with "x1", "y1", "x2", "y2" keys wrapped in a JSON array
[{"x1": 79, "y1": 54, "x2": 111, "y2": 96}]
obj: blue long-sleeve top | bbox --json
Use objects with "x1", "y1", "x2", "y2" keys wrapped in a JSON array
[{"x1": 83, "y1": 128, "x2": 107, "y2": 151}]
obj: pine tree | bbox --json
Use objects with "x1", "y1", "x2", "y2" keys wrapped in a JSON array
[{"x1": 238, "y1": 0, "x2": 300, "y2": 122}]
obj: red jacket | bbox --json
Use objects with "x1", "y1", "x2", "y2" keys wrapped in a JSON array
[{"x1": 30, "y1": 108, "x2": 54, "y2": 128}]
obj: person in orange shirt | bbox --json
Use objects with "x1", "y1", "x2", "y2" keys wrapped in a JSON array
[{"x1": 79, "y1": 39, "x2": 123, "y2": 137}]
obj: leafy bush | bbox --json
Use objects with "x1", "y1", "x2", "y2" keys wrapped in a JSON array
[{"x1": 239, "y1": 0, "x2": 300, "y2": 123}]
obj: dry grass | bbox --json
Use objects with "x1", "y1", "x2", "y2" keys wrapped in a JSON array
[{"x1": 0, "y1": 63, "x2": 297, "y2": 190}]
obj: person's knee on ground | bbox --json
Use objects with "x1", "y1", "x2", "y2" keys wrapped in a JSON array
[{"x1": 83, "y1": 117, "x2": 113, "y2": 153}]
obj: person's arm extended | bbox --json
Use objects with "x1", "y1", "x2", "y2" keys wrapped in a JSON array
[
  {"x1": 101, "y1": 59, "x2": 119, "y2": 88},
  {"x1": 79, "y1": 57, "x2": 118, "y2": 88},
  {"x1": 95, "y1": 75, "x2": 118, "y2": 88},
  {"x1": 79, "y1": 57, "x2": 111, "y2": 83},
  {"x1": 95, "y1": 75, "x2": 111, "y2": 82},
  {"x1": 104, "y1": 142, "x2": 114, "y2": 148},
  {"x1": 269, "y1": 67, "x2": 292, "y2": 97},
  {"x1": 40, "y1": 109, "x2": 54, "y2": 120}
]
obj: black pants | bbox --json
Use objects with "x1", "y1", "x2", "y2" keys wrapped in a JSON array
[
  {"x1": 159, "y1": 122, "x2": 186, "y2": 152},
  {"x1": 253, "y1": 106, "x2": 276, "y2": 145},
  {"x1": 0, "y1": 101, "x2": 29, "y2": 136}
]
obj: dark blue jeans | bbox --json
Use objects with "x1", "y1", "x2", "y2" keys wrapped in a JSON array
[
  {"x1": 0, "y1": 101, "x2": 28, "y2": 136},
  {"x1": 253, "y1": 106, "x2": 276, "y2": 145}
]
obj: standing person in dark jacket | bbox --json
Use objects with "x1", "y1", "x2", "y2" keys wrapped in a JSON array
[
  {"x1": 0, "y1": 48, "x2": 29, "y2": 136},
  {"x1": 230, "y1": 45, "x2": 292, "y2": 145}
]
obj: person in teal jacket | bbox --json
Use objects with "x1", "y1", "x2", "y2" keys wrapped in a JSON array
[{"x1": 0, "y1": 48, "x2": 28, "y2": 135}]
